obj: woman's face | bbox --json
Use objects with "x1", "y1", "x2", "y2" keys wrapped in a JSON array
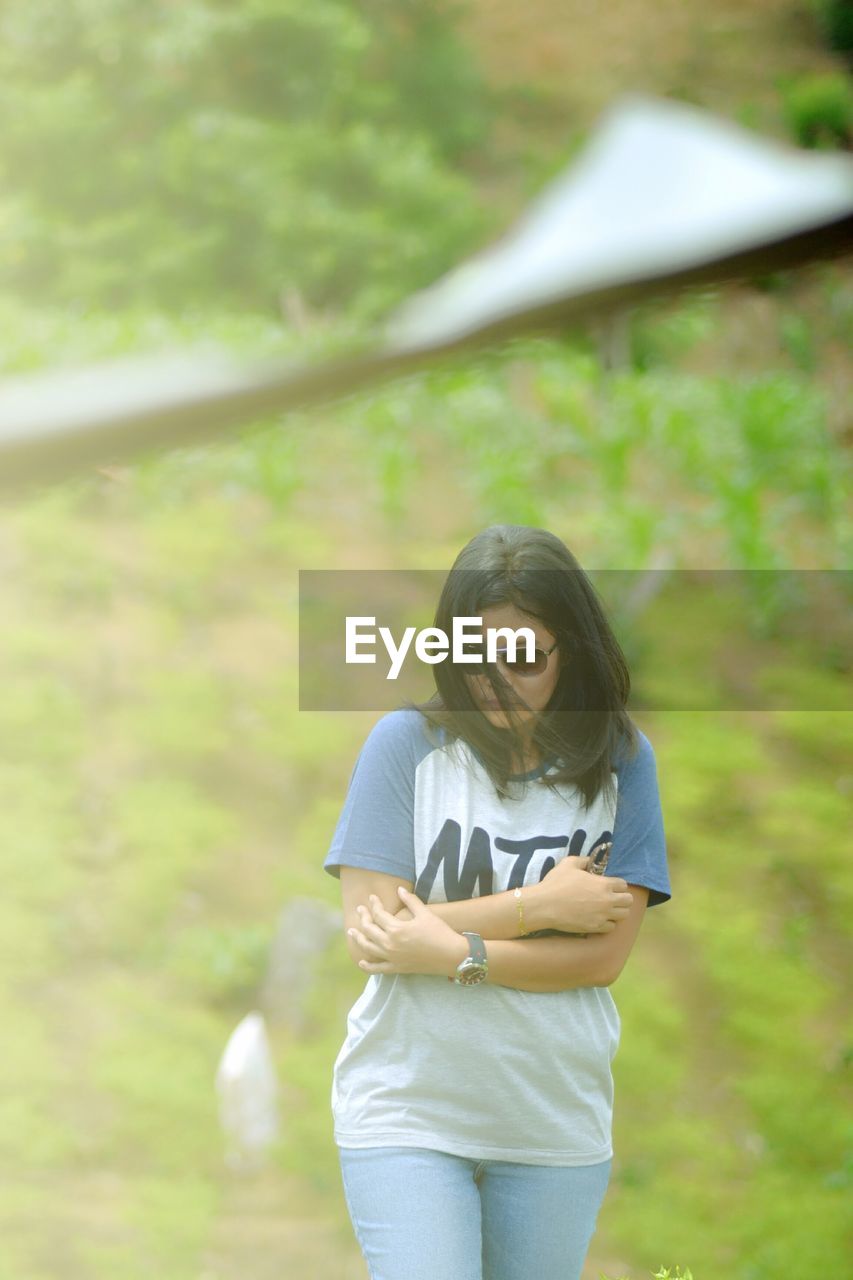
[{"x1": 464, "y1": 602, "x2": 562, "y2": 734}]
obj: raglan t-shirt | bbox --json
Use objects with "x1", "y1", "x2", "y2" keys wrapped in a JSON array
[{"x1": 323, "y1": 707, "x2": 670, "y2": 1167}]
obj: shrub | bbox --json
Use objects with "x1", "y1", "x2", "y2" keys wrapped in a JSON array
[
  {"x1": 0, "y1": 0, "x2": 492, "y2": 314},
  {"x1": 780, "y1": 72, "x2": 853, "y2": 149}
]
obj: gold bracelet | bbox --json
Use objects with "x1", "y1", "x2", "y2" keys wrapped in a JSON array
[{"x1": 513, "y1": 886, "x2": 528, "y2": 936}]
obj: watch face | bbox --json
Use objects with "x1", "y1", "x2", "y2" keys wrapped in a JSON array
[{"x1": 457, "y1": 959, "x2": 487, "y2": 985}]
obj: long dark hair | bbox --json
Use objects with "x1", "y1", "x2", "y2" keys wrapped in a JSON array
[{"x1": 402, "y1": 525, "x2": 639, "y2": 806}]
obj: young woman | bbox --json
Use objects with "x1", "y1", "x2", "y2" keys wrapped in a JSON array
[{"x1": 323, "y1": 525, "x2": 671, "y2": 1280}]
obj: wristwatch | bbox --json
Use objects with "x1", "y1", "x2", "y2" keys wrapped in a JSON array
[{"x1": 451, "y1": 932, "x2": 488, "y2": 986}]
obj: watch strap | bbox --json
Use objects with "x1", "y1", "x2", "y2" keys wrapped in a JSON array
[
  {"x1": 461, "y1": 931, "x2": 487, "y2": 964},
  {"x1": 448, "y1": 931, "x2": 488, "y2": 983}
]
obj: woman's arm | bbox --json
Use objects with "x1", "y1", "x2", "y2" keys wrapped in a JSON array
[
  {"x1": 480, "y1": 887, "x2": 649, "y2": 992},
  {"x1": 344, "y1": 870, "x2": 650, "y2": 992},
  {"x1": 405, "y1": 884, "x2": 554, "y2": 938},
  {"x1": 338, "y1": 831, "x2": 631, "y2": 974},
  {"x1": 391, "y1": 852, "x2": 633, "y2": 940},
  {"x1": 339, "y1": 868, "x2": 415, "y2": 966}
]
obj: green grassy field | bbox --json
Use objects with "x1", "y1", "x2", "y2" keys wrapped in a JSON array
[
  {"x1": 0, "y1": 301, "x2": 849, "y2": 1278},
  {"x1": 1, "y1": 1, "x2": 851, "y2": 1274}
]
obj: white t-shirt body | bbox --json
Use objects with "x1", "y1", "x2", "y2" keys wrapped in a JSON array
[{"x1": 324, "y1": 708, "x2": 670, "y2": 1166}]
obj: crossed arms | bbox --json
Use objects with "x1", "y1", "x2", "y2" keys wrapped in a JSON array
[{"x1": 340, "y1": 863, "x2": 649, "y2": 994}]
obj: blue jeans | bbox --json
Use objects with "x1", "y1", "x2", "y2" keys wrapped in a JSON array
[{"x1": 338, "y1": 1144, "x2": 612, "y2": 1280}]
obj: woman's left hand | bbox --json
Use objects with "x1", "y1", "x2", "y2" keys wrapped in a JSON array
[{"x1": 348, "y1": 888, "x2": 467, "y2": 978}]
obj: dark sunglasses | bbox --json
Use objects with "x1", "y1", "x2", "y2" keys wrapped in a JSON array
[{"x1": 458, "y1": 640, "x2": 558, "y2": 677}]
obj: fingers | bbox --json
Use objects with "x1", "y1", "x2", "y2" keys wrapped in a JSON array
[
  {"x1": 396, "y1": 887, "x2": 424, "y2": 910},
  {"x1": 364, "y1": 894, "x2": 399, "y2": 925},
  {"x1": 353, "y1": 911, "x2": 389, "y2": 952},
  {"x1": 603, "y1": 903, "x2": 632, "y2": 926},
  {"x1": 348, "y1": 927, "x2": 388, "y2": 958},
  {"x1": 350, "y1": 910, "x2": 390, "y2": 952},
  {"x1": 575, "y1": 856, "x2": 592, "y2": 870}
]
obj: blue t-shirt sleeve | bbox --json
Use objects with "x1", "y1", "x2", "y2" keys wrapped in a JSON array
[
  {"x1": 323, "y1": 711, "x2": 418, "y2": 883},
  {"x1": 607, "y1": 729, "x2": 671, "y2": 907}
]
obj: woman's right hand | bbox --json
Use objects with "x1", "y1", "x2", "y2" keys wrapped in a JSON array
[{"x1": 534, "y1": 853, "x2": 634, "y2": 934}]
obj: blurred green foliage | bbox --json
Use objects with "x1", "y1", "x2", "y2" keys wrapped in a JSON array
[
  {"x1": 604, "y1": 1270, "x2": 694, "y2": 1280},
  {"x1": 0, "y1": 296, "x2": 849, "y2": 1277},
  {"x1": 780, "y1": 71, "x2": 853, "y2": 148},
  {"x1": 0, "y1": 0, "x2": 493, "y2": 316},
  {"x1": 0, "y1": 2, "x2": 850, "y2": 1277}
]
